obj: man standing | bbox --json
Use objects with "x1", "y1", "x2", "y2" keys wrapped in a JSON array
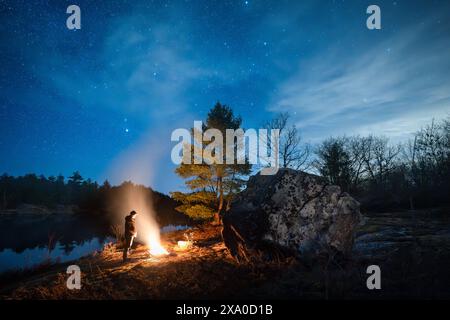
[{"x1": 123, "y1": 210, "x2": 138, "y2": 262}]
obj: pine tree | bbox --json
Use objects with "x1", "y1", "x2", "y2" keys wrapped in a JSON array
[
  {"x1": 171, "y1": 102, "x2": 251, "y2": 223},
  {"x1": 315, "y1": 137, "x2": 353, "y2": 191}
]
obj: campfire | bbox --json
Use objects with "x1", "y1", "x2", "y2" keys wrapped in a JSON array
[
  {"x1": 147, "y1": 240, "x2": 192, "y2": 257},
  {"x1": 177, "y1": 241, "x2": 190, "y2": 249},
  {"x1": 147, "y1": 231, "x2": 194, "y2": 258},
  {"x1": 174, "y1": 232, "x2": 194, "y2": 251},
  {"x1": 148, "y1": 243, "x2": 169, "y2": 256},
  {"x1": 175, "y1": 240, "x2": 192, "y2": 251},
  {"x1": 147, "y1": 233, "x2": 169, "y2": 256}
]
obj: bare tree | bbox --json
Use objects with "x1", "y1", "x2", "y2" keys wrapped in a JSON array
[
  {"x1": 400, "y1": 136, "x2": 418, "y2": 209},
  {"x1": 361, "y1": 135, "x2": 401, "y2": 187},
  {"x1": 415, "y1": 119, "x2": 449, "y2": 169},
  {"x1": 265, "y1": 112, "x2": 311, "y2": 171},
  {"x1": 347, "y1": 136, "x2": 369, "y2": 191}
]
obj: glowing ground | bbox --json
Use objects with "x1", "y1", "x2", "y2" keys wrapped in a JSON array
[{"x1": 2, "y1": 210, "x2": 450, "y2": 299}]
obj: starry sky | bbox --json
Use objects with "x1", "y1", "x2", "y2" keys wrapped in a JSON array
[{"x1": 1, "y1": 0, "x2": 449, "y2": 193}]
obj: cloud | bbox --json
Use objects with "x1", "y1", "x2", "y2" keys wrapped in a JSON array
[
  {"x1": 102, "y1": 19, "x2": 210, "y2": 119},
  {"x1": 33, "y1": 12, "x2": 212, "y2": 123},
  {"x1": 268, "y1": 19, "x2": 450, "y2": 142}
]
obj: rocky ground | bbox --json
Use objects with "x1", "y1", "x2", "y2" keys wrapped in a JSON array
[{"x1": 1, "y1": 209, "x2": 450, "y2": 299}]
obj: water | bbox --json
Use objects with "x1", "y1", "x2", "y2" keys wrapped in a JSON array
[
  {"x1": 161, "y1": 224, "x2": 190, "y2": 233},
  {"x1": 0, "y1": 213, "x2": 191, "y2": 274},
  {"x1": 0, "y1": 237, "x2": 113, "y2": 273}
]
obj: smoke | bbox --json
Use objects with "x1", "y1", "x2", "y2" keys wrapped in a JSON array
[
  {"x1": 101, "y1": 118, "x2": 195, "y2": 253},
  {"x1": 106, "y1": 129, "x2": 166, "y2": 186},
  {"x1": 102, "y1": 128, "x2": 168, "y2": 252},
  {"x1": 119, "y1": 185, "x2": 162, "y2": 251}
]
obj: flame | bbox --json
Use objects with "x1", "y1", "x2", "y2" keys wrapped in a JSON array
[
  {"x1": 149, "y1": 243, "x2": 169, "y2": 256},
  {"x1": 147, "y1": 232, "x2": 168, "y2": 256},
  {"x1": 177, "y1": 240, "x2": 191, "y2": 250},
  {"x1": 109, "y1": 130, "x2": 171, "y2": 258}
]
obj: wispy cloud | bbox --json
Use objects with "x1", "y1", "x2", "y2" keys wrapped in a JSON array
[
  {"x1": 269, "y1": 19, "x2": 450, "y2": 142},
  {"x1": 42, "y1": 21, "x2": 208, "y2": 121}
]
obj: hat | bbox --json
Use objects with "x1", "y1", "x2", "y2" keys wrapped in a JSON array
[{"x1": 130, "y1": 210, "x2": 137, "y2": 216}]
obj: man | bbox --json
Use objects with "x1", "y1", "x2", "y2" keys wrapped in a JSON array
[{"x1": 123, "y1": 210, "x2": 138, "y2": 262}]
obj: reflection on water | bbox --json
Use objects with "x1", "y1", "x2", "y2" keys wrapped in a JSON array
[
  {"x1": 0, "y1": 213, "x2": 114, "y2": 273},
  {"x1": 161, "y1": 224, "x2": 190, "y2": 233},
  {"x1": 0, "y1": 237, "x2": 113, "y2": 273},
  {"x1": 0, "y1": 214, "x2": 192, "y2": 274}
]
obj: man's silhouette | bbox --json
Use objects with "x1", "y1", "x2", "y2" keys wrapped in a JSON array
[{"x1": 123, "y1": 210, "x2": 138, "y2": 262}]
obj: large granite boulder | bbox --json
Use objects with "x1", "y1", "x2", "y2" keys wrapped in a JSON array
[{"x1": 222, "y1": 169, "x2": 361, "y2": 262}]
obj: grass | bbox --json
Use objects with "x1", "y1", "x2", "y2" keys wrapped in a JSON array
[{"x1": 2, "y1": 217, "x2": 450, "y2": 300}]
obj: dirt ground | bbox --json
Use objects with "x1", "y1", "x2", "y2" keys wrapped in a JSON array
[
  {"x1": 0, "y1": 225, "x2": 300, "y2": 299},
  {"x1": 2, "y1": 210, "x2": 450, "y2": 299}
]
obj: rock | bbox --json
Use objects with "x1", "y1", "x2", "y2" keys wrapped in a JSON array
[{"x1": 222, "y1": 169, "x2": 361, "y2": 262}]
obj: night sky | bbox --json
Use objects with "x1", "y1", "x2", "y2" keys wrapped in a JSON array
[{"x1": 1, "y1": 0, "x2": 449, "y2": 193}]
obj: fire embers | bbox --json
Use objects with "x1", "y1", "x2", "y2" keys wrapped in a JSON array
[
  {"x1": 147, "y1": 232, "x2": 195, "y2": 260},
  {"x1": 148, "y1": 245, "x2": 169, "y2": 257},
  {"x1": 147, "y1": 245, "x2": 169, "y2": 262},
  {"x1": 174, "y1": 232, "x2": 194, "y2": 251},
  {"x1": 175, "y1": 240, "x2": 193, "y2": 251},
  {"x1": 147, "y1": 234, "x2": 169, "y2": 257}
]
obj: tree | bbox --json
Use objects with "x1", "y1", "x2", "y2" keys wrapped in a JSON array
[
  {"x1": 265, "y1": 112, "x2": 311, "y2": 170},
  {"x1": 0, "y1": 173, "x2": 11, "y2": 210},
  {"x1": 171, "y1": 102, "x2": 251, "y2": 223},
  {"x1": 347, "y1": 136, "x2": 369, "y2": 192},
  {"x1": 68, "y1": 171, "x2": 84, "y2": 203},
  {"x1": 55, "y1": 174, "x2": 66, "y2": 204},
  {"x1": 68, "y1": 171, "x2": 83, "y2": 186},
  {"x1": 361, "y1": 135, "x2": 401, "y2": 190},
  {"x1": 314, "y1": 137, "x2": 353, "y2": 191},
  {"x1": 101, "y1": 180, "x2": 112, "y2": 190},
  {"x1": 404, "y1": 118, "x2": 450, "y2": 207}
]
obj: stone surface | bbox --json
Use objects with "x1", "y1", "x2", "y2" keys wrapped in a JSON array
[{"x1": 222, "y1": 169, "x2": 361, "y2": 262}]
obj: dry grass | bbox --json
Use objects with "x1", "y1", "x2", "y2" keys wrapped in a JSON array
[
  {"x1": 1, "y1": 225, "x2": 273, "y2": 299},
  {"x1": 110, "y1": 224, "x2": 124, "y2": 248},
  {"x1": 2, "y1": 223, "x2": 450, "y2": 300}
]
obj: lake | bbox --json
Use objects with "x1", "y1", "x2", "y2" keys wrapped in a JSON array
[{"x1": 0, "y1": 213, "x2": 190, "y2": 274}]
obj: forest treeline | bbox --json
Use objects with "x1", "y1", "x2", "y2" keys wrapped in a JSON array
[
  {"x1": 313, "y1": 117, "x2": 450, "y2": 211},
  {"x1": 0, "y1": 173, "x2": 192, "y2": 226},
  {"x1": 0, "y1": 104, "x2": 449, "y2": 217},
  {"x1": 171, "y1": 103, "x2": 449, "y2": 219}
]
